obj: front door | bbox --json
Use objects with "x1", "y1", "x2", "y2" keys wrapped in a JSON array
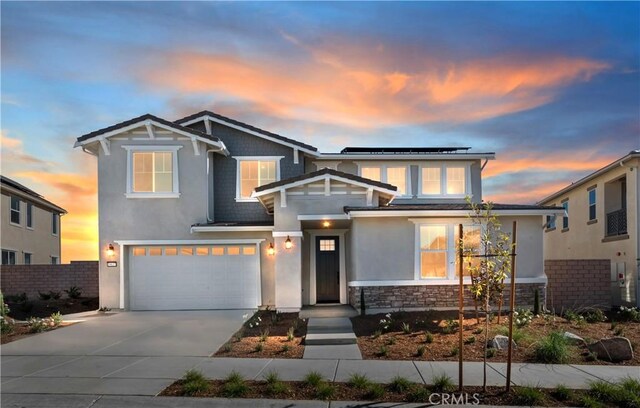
[{"x1": 316, "y1": 236, "x2": 340, "y2": 303}]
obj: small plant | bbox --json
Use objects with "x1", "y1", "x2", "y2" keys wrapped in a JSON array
[
  {"x1": 286, "y1": 326, "x2": 295, "y2": 342},
  {"x1": 11, "y1": 293, "x2": 28, "y2": 303},
  {"x1": 386, "y1": 336, "x2": 396, "y2": 345},
  {"x1": 64, "y1": 286, "x2": 82, "y2": 299},
  {"x1": 389, "y1": 375, "x2": 413, "y2": 393},
  {"x1": 281, "y1": 344, "x2": 290, "y2": 353},
  {"x1": 50, "y1": 312, "x2": 63, "y2": 327},
  {"x1": 348, "y1": 373, "x2": 371, "y2": 389},
  {"x1": 259, "y1": 328, "x2": 270, "y2": 342},
  {"x1": 450, "y1": 346, "x2": 459, "y2": 356},
  {"x1": 20, "y1": 301, "x2": 34, "y2": 313},
  {"x1": 486, "y1": 348, "x2": 496, "y2": 358},
  {"x1": 364, "y1": 383, "x2": 385, "y2": 399},
  {"x1": 245, "y1": 312, "x2": 263, "y2": 329},
  {"x1": 315, "y1": 382, "x2": 335, "y2": 400},
  {"x1": 513, "y1": 386, "x2": 544, "y2": 406},
  {"x1": 98, "y1": 306, "x2": 111, "y2": 312},
  {"x1": 513, "y1": 308, "x2": 534, "y2": 328},
  {"x1": 27, "y1": 317, "x2": 48, "y2": 333},
  {"x1": 496, "y1": 325, "x2": 529, "y2": 345},
  {"x1": 580, "y1": 394, "x2": 606, "y2": 408},
  {"x1": 424, "y1": 331, "x2": 434, "y2": 344},
  {"x1": 617, "y1": 306, "x2": 640, "y2": 322},
  {"x1": 0, "y1": 292, "x2": 13, "y2": 334},
  {"x1": 614, "y1": 326, "x2": 625, "y2": 336},
  {"x1": 534, "y1": 331, "x2": 569, "y2": 364},
  {"x1": 182, "y1": 369, "x2": 209, "y2": 396},
  {"x1": 407, "y1": 386, "x2": 431, "y2": 402},
  {"x1": 464, "y1": 336, "x2": 476, "y2": 344},
  {"x1": 379, "y1": 313, "x2": 393, "y2": 331},
  {"x1": 263, "y1": 370, "x2": 281, "y2": 384},
  {"x1": 38, "y1": 291, "x2": 52, "y2": 300},
  {"x1": 610, "y1": 321, "x2": 618, "y2": 330},
  {"x1": 442, "y1": 319, "x2": 458, "y2": 334},
  {"x1": 49, "y1": 291, "x2": 61, "y2": 300},
  {"x1": 222, "y1": 343, "x2": 233, "y2": 353},
  {"x1": 266, "y1": 380, "x2": 290, "y2": 397},
  {"x1": 371, "y1": 330, "x2": 382, "y2": 339},
  {"x1": 377, "y1": 345, "x2": 388, "y2": 356},
  {"x1": 401, "y1": 322, "x2": 411, "y2": 334},
  {"x1": 222, "y1": 380, "x2": 248, "y2": 397},
  {"x1": 585, "y1": 351, "x2": 598, "y2": 362},
  {"x1": 303, "y1": 371, "x2": 324, "y2": 387},
  {"x1": 473, "y1": 327, "x2": 483, "y2": 335},
  {"x1": 552, "y1": 384, "x2": 572, "y2": 401},
  {"x1": 564, "y1": 309, "x2": 586, "y2": 325},
  {"x1": 431, "y1": 373, "x2": 454, "y2": 392},
  {"x1": 254, "y1": 342, "x2": 264, "y2": 352},
  {"x1": 416, "y1": 345, "x2": 426, "y2": 357},
  {"x1": 588, "y1": 378, "x2": 640, "y2": 408},
  {"x1": 584, "y1": 308, "x2": 607, "y2": 323}
]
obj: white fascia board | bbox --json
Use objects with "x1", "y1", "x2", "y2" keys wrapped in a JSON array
[
  {"x1": 318, "y1": 153, "x2": 496, "y2": 160},
  {"x1": 190, "y1": 225, "x2": 275, "y2": 233},
  {"x1": 348, "y1": 277, "x2": 547, "y2": 287},
  {"x1": 252, "y1": 174, "x2": 397, "y2": 198},
  {"x1": 297, "y1": 214, "x2": 350, "y2": 221},
  {"x1": 349, "y1": 209, "x2": 564, "y2": 218},
  {"x1": 114, "y1": 239, "x2": 265, "y2": 245},
  {"x1": 0, "y1": 186, "x2": 67, "y2": 214},
  {"x1": 272, "y1": 231, "x2": 303, "y2": 237}
]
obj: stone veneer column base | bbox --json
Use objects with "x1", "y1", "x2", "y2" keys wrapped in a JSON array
[{"x1": 349, "y1": 283, "x2": 546, "y2": 311}]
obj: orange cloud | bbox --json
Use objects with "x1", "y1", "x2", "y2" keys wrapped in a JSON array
[
  {"x1": 485, "y1": 180, "x2": 570, "y2": 204},
  {"x1": 139, "y1": 47, "x2": 609, "y2": 127}
]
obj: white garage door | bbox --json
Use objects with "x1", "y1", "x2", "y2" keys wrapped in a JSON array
[{"x1": 129, "y1": 244, "x2": 260, "y2": 310}]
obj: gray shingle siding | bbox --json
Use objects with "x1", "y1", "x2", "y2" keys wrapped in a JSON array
[{"x1": 186, "y1": 121, "x2": 305, "y2": 222}]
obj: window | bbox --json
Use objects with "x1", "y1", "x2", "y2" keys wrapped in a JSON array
[
  {"x1": 196, "y1": 247, "x2": 209, "y2": 256},
  {"x1": 133, "y1": 151, "x2": 173, "y2": 193},
  {"x1": 26, "y1": 203, "x2": 33, "y2": 228},
  {"x1": 227, "y1": 247, "x2": 240, "y2": 255},
  {"x1": 319, "y1": 239, "x2": 336, "y2": 251},
  {"x1": 454, "y1": 225, "x2": 481, "y2": 276},
  {"x1": 421, "y1": 167, "x2": 441, "y2": 195},
  {"x1": 236, "y1": 157, "x2": 281, "y2": 200},
  {"x1": 446, "y1": 167, "x2": 466, "y2": 195},
  {"x1": 361, "y1": 167, "x2": 382, "y2": 182},
  {"x1": 180, "y1": 247, "x2": 193, "y2": 256},
  {"x1": 24, "y1": 253, "x2": 32, "y2": 265},
  {"x1": 133, "y1": 247, "x2": 146, "y2": 256},
  {"x1": 243, "y1": 246, "x2": 256, "y2": 255},
  {"x1": 149, "y1": 247, "x2": 162, "y2": 256},
  {"x1": 588, "y1": 188, "x2": 596, "y2": 221},
  {"x1": 419, "y1": 225, "x2": 448, "y2": 278},
  {"x1": 10, "y1": 197, "x2": 20, "y2": 225},
  {"x1": 51, "y1": 256, "x2": 58, "y2": 265},
  {"x1": 562, "y1": 200, "x2": 569, "y2": 230},
  {"x1": 52, "y1": 213, "x2": 58, "y2": 235},
  {"x1": 165, "y1": 247, "x2": 178, "y2": 256},
  {"x1": 2, "y1": 250, "x2": 16, "y2": 265},
  {"x1": 212, "y1": 247, "x2": 225, "y2": 256},
  {"x1": 386, "y1": 167, "x2": 407, "y2": 195},
  {"x1": 546, "y1": 215, "x2": 556, "y2": 230}
]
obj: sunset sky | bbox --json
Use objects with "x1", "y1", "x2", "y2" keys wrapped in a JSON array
[{"x1": 1, "y1": 2, "x2": 638, "y2": 262}]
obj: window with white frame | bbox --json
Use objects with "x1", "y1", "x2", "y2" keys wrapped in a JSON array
[
  {"x1": 359, "y1": 165, "x2": 410, "y2": 196},
  {"x1": 562, "y1": 200, "x2": 569, "y2": 230},
  {"x1": 454, "y1": 225, "x2": 481, "y2": 277},
  {"x1": 26, "y1": 203, "x2": 33, "y2": 228},
  {"x1": 386, "y1": 167, "x2": 407, "y2": 195},
  {"x1": 123, "y1": 145, "x2": 181, "y2": 198},
  {"x1": 24, "y1": 252, "x2": 32, "y2": 265},
  {"x1": 419, "y1": 164, "x2": 469, "y2": 197},
  {"x1": 419, "y1": 225, "x2": 448, "y2": 278},
  {"x1": 10, "y1": 197, "x2": 20, "y2": 225},
  {"x1": 52, "y1": 213, "x2": 58, "y2": 235},
  {"x1": 361, "y1": 166, "x2": 382, "y2": 182},
  {"x1": 2, "y1": 250, "x2": 16, "y2": 265},
  {"x1": 588, "y1": 188, "x2": 596, "y2": 221},
  {"x1": 235, "y1": 157, "x2": 281, "y2": 200}
]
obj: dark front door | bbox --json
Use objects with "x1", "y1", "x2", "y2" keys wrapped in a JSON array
[{"x1": 316, "y1": 236, "x2": 340, "y2": 303}]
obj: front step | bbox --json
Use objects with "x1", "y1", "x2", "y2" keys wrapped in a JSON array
[{"x1": 304, "y1": 332, "x2": 357, "y2": 345}]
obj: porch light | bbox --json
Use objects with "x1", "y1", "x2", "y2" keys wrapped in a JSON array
[
  {"x1": 267, "y1": 242, "x2": 275, "y2": 256},
  {"x1": 106, "y1": 244, "x2": 115, "y2": 257},
  {"x1": 284, "y1": 236, "x2": 293, "y2": 249},
  {"x1": 322, "y1": 220, "x2": 331, "y2": 228}
]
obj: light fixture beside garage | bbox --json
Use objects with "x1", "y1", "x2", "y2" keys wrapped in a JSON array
[
  {"x1": 284, "y1": 236, "x2": 293, "y2": 249},
  {"x1": 106, "y1": 244, "x2": 115, "y2": 257},
  {"x1": 267, "y1": 242, "x2": 276, "y2": 256},
  {"x1": 322, "y1": 220, "x2": 331, "y2": 228}
]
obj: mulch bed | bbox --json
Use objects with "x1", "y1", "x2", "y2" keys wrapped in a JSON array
[
  {"x1": 1, "y1": 322, "x2": 76, "y2": 344},
  {"x1": 6, "y1": 297, "x2": 99, "y2": 320},
  {"x1": 351, "y1": 310, "x2": 640, "y2": 365},
  {"x1": 160, "y1": 379, "x2": 592, "y2": 406},
  {"x1": 213, "y1": 310, "x2": 307, "y2": 359}
]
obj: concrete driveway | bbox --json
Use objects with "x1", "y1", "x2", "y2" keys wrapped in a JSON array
[{"x1": 1, "y1": 310, "x2": 249, "y2": 397}]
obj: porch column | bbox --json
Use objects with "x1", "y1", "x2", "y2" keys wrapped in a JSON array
[{"x1": 274, "y1": 233, "x2": 303, "y2": 311}]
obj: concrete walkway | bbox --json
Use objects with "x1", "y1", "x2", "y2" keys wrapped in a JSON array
[{"x1": 303, "y1": 317, "x2": 362, "y2": 360}]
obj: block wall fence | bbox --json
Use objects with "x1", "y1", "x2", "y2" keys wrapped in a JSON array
[{"x1": 1, "y1": 261, "x2": 99, "y2": 299}]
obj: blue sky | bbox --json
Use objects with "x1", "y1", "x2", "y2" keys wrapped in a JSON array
[{"x1": 1, "y1": 1, "x2": 638, "y2": 260}]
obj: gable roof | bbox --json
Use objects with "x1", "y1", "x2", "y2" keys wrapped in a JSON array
[
  {"x1": 253, "y1": 167, "x2": 398, "y2": 195},
  {"x1": 174, "y1": 110, "x2": 319, "y2": 154},
  {"x1": 0, "y1": 175, "x2": 67, "y2": 214}
]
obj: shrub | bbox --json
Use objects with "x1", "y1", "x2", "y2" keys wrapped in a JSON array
[
  {"x1": 442, "y1": 319, "x2": 458, "y2": 334},
  {"x1": 315, "y1": 382, "x2": 335, "y2": 400},
  {"x1": 580, "y1": 394, "x2": 606, "y2": 408},
  {"x1": 564, "y1": 309, "x2": 585, "y2": 325},
  {"x1": 552, "y1": 384, "x2": 572, "y2": 401},
  {"x1": 182, "y1": 369, "x2": 209, "y2": 395},
  {"x1": 49, "y1": 291, "x2": 61, "y2": 300},
  {"x1": 614, "y1": 326, "x2": 625, "y2": 336},
  {"x1": 617, "y1": 306, "x2": 640, "y2": 322},
  {"x1": 266, "y1": 380, "x2": 290, "y2": 397},
  {"x1": 465, "y1": 336, "x2": 476, "y2": 344},
  {"x1": 364, "y1": 383, "x2": 385, "y2": 399},
  {"x1": 486, "y1": 348, "x2": 496, "y2": 358},
  {"x1": 416, "y1": 345, "x2": 426, "y2": 357},
  {"x1": 424, "y1": 331, "x2": 434, "y2": 344},
  {"x1": 10, "y1": 293, "x2": 28, "y2": 303},
  {"x1": 513, "y1": 308, "x2": 534, "y2": 328},
  {"x1": 513, "y1": 386, "x2": 544, "y2": 406},
  {"x1": 303, "y1": 371, "x2": 324, "y2": 387},
  {"x1": 407, "y1": 386, "x2": 431, "y2": 402},
  {"x1": 450, "y1": 346, "x2": 459, "y2": 356},
  {"x1": 281, "y1": 344, "x2": 290, "y2": 353},
  {"x1": 584, "y1": 308, "x2": 607, "y2": 323},
  {"x1": 386, "y1": 337, "x2": 396, "y2": 345},
  {"x1": 50, "y1": 312, "x2": 63, "y2": 327},
  {"x1": 286, "y1": 327, "x2": 295, "y2": 342},
  {"x1": 20, "y1": 301, "x2": 34, "y2": 313},
  {"x1": 589, "y1": 379, "x2": 640, "y2": 408},
  {"x1": 389, "y1": 375, "x2": 413, "y2": 393},
  {"x1": 585, "y1": 351, "x2": 598, "y2": 362},
  {"x1": 222, "y1": 343, "x2": 232, "y2": 353},
  {"x1": 473, "y1": 327, "x2": 483, "y2": 335},
  {"x1": 620, "y1": 377, "x2": 640, "y2": 396},
  {"x1": 27, "y1": 317, "x2": 48, "y2": 333},
  {"x1": 348, "y1": 373, "x2": 371, "y2": 389},
  {"x1": 371, "y1": 330, "x2": 382, "y2": 339},
  {"x1": 431, "y1": 373, "x2": 454, "y2": 392},
  {"x1": 38, "y1": 291, "x2": 52, "y2": 300},
  {"x1": 377, "y1": 345, "x2": 388, "y2": 357},
  {"x1": 263, "y1": 371, "x2": 280, "y2": 384},
  {"x1": 496, "y1": 325, "x2": 529, "y2": 345},
  {"x1": 401, "y1": 322, "x2": 411, "y2": 334},
  {"x1": 222, "y1": 371, "x2": 248, "y2": 397},
  {"x1": 534, "y1": 332, "x2": 569, "y2": 364},
  {"x1": 259, "y1": 328, "x2": 270, "y2": 342},
  {"x1": 0, "y1": 292, "x2": 12, "y2": 334},
  {"x1": 64, "y1": 286, "x2": 82, "y2": 299},
  {"x1": 379, "y1": 313, "x2": 393, "y2": 331},
  {"x1": 254, "y1": 343, "x2": 264, "y2": 352}
]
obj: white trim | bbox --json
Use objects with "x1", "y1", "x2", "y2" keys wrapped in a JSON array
[
  {"x1": 356, "y1": 162, "x2": 412, "y2": 197},
  {"x1": 280, "y1": 190, "x2": 287, "y2": 208},
  {"x1": 234, "y1": 156, "x2": 284, "y2": 202},
  {"x1": 293, "y1": 149, "x2": 299, "y2": 164},
  {"x1": 204, "y1": 117, "x2": 212, "y2": 135},
  {"x1": 320, "y1": 153, "x2": 495, "y2": 160},
  {"x1": 145, "y1": 122, "x2": 155, "y2": 139},
  {"x1": 122, "y1": 145, "x2": 182, "y2": 198},
  {"x1": 115, "y1": 239, "x2": 266, "y2": 245},
  {"x1": 272, "y1": 231, "x2": 303, "y2": 238},
  {"x1": 191, "y1": 138, "x2": 200, "y2": 156},
  {"x1": 179, "y1": 115, "x2": 320, "y2": 157},
  {"x1": 309, "y1": 230, "x2": 347, "y2": 305},
  {"x1": 297, "y1": 214, "x2": 350, "y2": 221},
  {"x1": 348, "y1": 277, "x2": 548, "y2": 287},
  {"x1": 190, "y1": 225, "x2": 275, "y2": 233},
  {"x1": 417, "y1": 162, "x2": 472, "y2": 198},
  {"x1": 350, "y1": 209, "x2": 564, "y2": 217},
  {"x1": 313, "y1": 161, "x2": 342, "y2": 170},
  {"x1": 253, "y1": 173, "x2": 398, "y2": 198},
  {"x1": 99, "y1": 138, "x2": 111, "y2": 155},
  {"x1": 119, "y1": 244, "x2": 125, "y2": 309}
]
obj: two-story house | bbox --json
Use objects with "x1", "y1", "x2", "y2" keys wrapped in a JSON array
[
  {"x1": 539, "y1": 150, "x2": 639, "y2": 308},
  {"x1": 1, "y1": 176, "x2": 66, "y2": 265},
  {"x1": 74, "y1": 111, "x2": 561, "y2": 311}
]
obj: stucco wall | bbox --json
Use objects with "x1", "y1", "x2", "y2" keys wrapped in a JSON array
[{"x1": 0, "y1": 193, "x2": 62, "y2": 264}]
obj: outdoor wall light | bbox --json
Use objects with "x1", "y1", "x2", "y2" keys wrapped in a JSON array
[
  {"x1": 267, "y1": 242, "x2": 275, "y2": 256},
  {"x1": 284, "y1": 236, "x2": 293, "y2": 249},
  {"x1": 106, "y1": 244, "x2": 115, "y2": 257},
  {"x1": 322, "y1": 220, "x2": 331, "y2": 228}
]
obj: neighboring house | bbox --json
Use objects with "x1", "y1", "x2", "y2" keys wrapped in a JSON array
[
  {"x1": 74, "y1": 111, "x2": 561, "y2": 311},
  {"x1": 539, "y1": 150, "x2": 640, "y2": 308},
  {"x1": 0, "y1": 176, "x2": 67, "y2": 265}
]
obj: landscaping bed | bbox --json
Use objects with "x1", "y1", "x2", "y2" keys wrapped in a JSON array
[
  {"x1": 1, "y1": 321, "x2": 76, "y2": 344},
  {"x1": 6, "y1": 296, "x2": 99, "y2": 320},
  {"x1": 161, "y1": 369, "x2": 640, "y2": 407},
  {"x1": 213, "y1": 310, "x2": 307, "y2": 358},
  {"x1": 351, "y1": 309, "x2": 640, "y2": 365}
]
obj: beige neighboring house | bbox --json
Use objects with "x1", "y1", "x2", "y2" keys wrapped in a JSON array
[
  {"x1": 1, "y1": 176, "x2": 66, "y2": 265},
  {"x1": 539, "y1": 150, "x2": 640, "y2": 308}
]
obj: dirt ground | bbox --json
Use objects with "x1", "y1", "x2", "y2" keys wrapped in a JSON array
[
  {"x1": 1, "y1": 322, "x2": 76, "y2": 344},
  {"x1": 6, "y1": 297, "x2": 99, "y2": 321},
  {"x1": 350, "y1": 310, "x2": 639, "y2": 365}
]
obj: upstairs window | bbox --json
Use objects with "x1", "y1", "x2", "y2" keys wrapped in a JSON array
[
  {"x1": 123, "y1": 145, "x2": 181, "y2": 198},
  {"x1": 446, "y1": 167, "x2": 466, "y2": 195},
  {"x1": 359, "y1": 165, "x2": 410, "y2": 196},
  {"x1": 235, "y1": 157, "x2": 281, "y2": 201},
  {"x1": 26, "y1": 203, "x2": 33, "y2": 228},
  {"x1": 588, "y1": 188, "x2": 596, "y2": 221},
  {"x1": 361, "y1": 167, "x2": 382, "y2": 182},
  {"x1": 10, "y1": 197, "x2": 20, "y2": 225},
  {"x1": 420, "y1": 164, "x2": 469, "y2": 197},
  {"x1": 546, "y1": 215, "x2": 556, "y2": 230},
  {"x1": 386, "y1": 167, "x2": 407, "y2": 195},
  {"x1": 421, "y1": 167, "x2": 441, "y2": 195},
  {"x1": 52, "y1": 213, "x2": 59, "y2": 235},
  {"x1": 562, "y1": 200, "x2": 569, "y2": 230}
]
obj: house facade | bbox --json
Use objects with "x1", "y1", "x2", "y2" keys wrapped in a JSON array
[
  {"x1": 1, "y1": 176, "x2": 66, "y2": 265},
  {"x1": 539, "y1": 150, "x2": 640, "y2": 308},
  {"x1": 75, "y1": 111, "x2": 561, "y2": 311}
]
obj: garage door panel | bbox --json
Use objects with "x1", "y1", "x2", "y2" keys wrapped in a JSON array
[{"x1": 129, "y1": 245, "x2": 260, "y2": 310}]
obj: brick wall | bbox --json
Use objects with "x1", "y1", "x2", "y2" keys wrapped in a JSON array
[
  {"x1": 349, "y1": 282, "x2": 546, "y2": 311},
  {"x1": 1, "y1": 261, "x2": 98, "y2": 298},
  {"x1": 545, "y1": 259, "x2": 611, "y2": 311}
]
